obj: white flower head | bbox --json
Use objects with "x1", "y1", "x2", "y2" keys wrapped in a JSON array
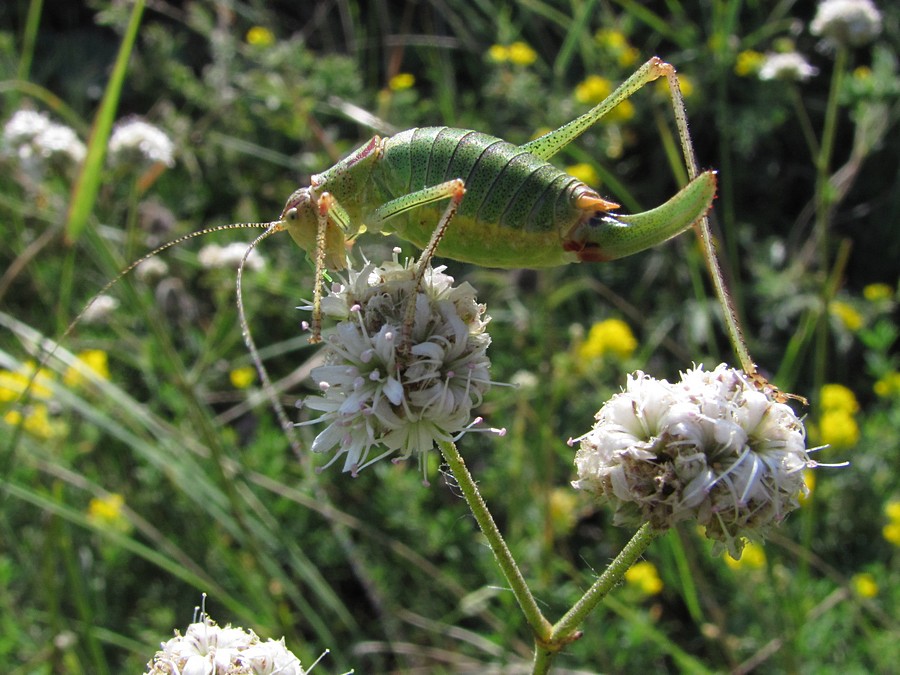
[
  {"x1": 810, "y1": 0, "x2": 883, "y2": 48},
  {"x1": 2, "y1": 109, "x2": 86, "y2": 169},
  {"x1": 108, "y1": 117, "x2": 176, "y2": 168},
  {"x1": 81, "y1": 294, "x2": 120, "y2": 324},
  {"x1": 144, "y1": 614, "x2": 307, "y2": 675},
  {"x1": 758, "y1": 52, "x2": 819, "y2": 82},
  {"x1": 3, "y1": 110, "x2": 52, "y2": 147},
  {"x1": 300, "y1": 254, "x2": 496, "y2": 478},
  {"x1": 572, "y1": 364, "x2": 816, "y2": 557},
  {"x1": 198, "y1": 242, "x2": 265, "y2": 271}
]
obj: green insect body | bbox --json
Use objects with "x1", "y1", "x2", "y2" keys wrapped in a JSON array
[{"x1": 280, "y1": 57, "x2": 717, "y2": 273}]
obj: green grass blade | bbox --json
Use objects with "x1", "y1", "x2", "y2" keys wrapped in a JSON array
[{"x1": 65, "y1": 0, "x2": 146, "y2": 243}]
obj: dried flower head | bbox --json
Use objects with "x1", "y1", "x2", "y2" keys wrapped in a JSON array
[
  {"x1": 300, "y1": 254, "x2": 496, "y2": 477},
  {"x1": 571, "y1": 364, "x2": 817, "y2": 557},
  {"x1": 810, "y1": 0, "x2": 883, "y2": 48},
  {"x1": 758, "y1": 52, "x2": 819, "y2": 82},
  {"x1": 145, "y1": 614, "x2": 306, "y2": 675}
]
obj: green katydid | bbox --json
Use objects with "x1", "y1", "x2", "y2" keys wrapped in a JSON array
[{"x1": 276, "y1": 57, "x2": 717, "y2": 341}]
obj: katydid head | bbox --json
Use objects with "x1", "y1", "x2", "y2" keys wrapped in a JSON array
[{"x1": 280, "y1": 187, "x2": 348, "y2": 270}]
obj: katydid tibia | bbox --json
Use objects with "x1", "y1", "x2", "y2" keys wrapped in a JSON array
[{"x1": 14, "y1": 56, "x2": 751, "y2": 458}]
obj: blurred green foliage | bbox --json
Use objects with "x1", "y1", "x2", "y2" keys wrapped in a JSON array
[{"x1": 1, "y1": 0, "x2": 898, "y2": 672}]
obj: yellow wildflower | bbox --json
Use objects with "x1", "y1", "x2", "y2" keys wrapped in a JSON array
[
  {"x1": 565, "y1": 162, "x2": 600, "y2": 186},
  {"x1": 818, "y1": 409, "x2": 860, "y2": 448},
  {"x1": 625, "y1": 560, "x2": 663, "y2": 595},
  {"x1": 654, "y1": 73, "x2": 694, "y2": 99},
  {"x1": 388, "y1": 73, "x2": 415, "y2": 91},
  {"x1": 863, "y1": 283, "x2": 893, "y2": 301},
  {"x1": 874, "y1": 371, "x2": 900, "y2": 398},
  {"x1": 725, "y1": 541, "x2": 767, "y2": 569},
  {"x1": 735, "y1": 50, "x2": 764, "y2": 77},
  {"x1": 488, "y1": 44, "x2": 509, "y2": 63},
  {"x1": 508, "y1": 41, "x2": 538, "y2": 66},
  {"x1": 886, "y1": 500, "x2": 900, "y2": 521},
  {"x1": 851, "y1": 572, "x2": 878, "y2": 598},
  {"x1": 884, "y1": 522, "x2": 900, "y2": 546},
  {"x1": 852, "y1": 66, "x2": 872, "y2": 80},
  {"x1": 594, "y1": 29, "x2": 639, "y2": 67},
  {"x1": 884, "y1": 501, "x2": 900, "y2": 546},
  {"x1": 230, "y1": 366, "x2": 256, "y2": 389},
  {"x1": 605, "y1": 99, "x2": 635, "y2": 123},
  {"x1": 575, "y1": 75, "x2": 613, "y2": 105},
  {"x1": 595, "y1": 28, "x2": 628, "y2": 50},
  {"x1": 4, "y1": 403, "x2": 57, "y2": 439},
  {"x1": 0, "y1": 361, "x2": 53, "y2": 401},
  {"x1": 577, "y1": 318, "x2": 638, "y2": 361},
  {"x1": 88, "y1": 493, "x2": 132, "y2": 533},
  {"x1": 820, "y1": 383, "x2": 859, "y2": 414},
  {"x1": 549, "y1": 488, "x2": 578, "y2": 535},
  {"x1": 63, "y1": 349, "x2": 110, "y2": 388},
  {"x1": 829, "y1": 300, "x2": 863, "y2": 331},
  {"x1": 246, "y1": 26, "x2": 275, "y2": 47}
]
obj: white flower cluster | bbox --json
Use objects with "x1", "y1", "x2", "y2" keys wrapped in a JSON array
[
  {"x1": 759, "y1": 53, "x2": 819, "y2": 82},
  {"x1": 2, "y1": 109, "x2": 86, "y2": 169},
  {"x1": 145, "y1": 615, "x2": 306, "y2": 675},
  {"x1": 301, "y1": 256, "x2": 494, "y2": 476},
  {"x1": 811, "y1": 0, "x2": 882, "y2": 48},
  {"x1": 572, "y1": 364, "x2": 814, "y2": 557},
  {"x1": 108, "y1": 117, "x2": 176, "y2": 168},
  {"x1": 198, "y1": 242, "x2": 266, "y2": 271}
]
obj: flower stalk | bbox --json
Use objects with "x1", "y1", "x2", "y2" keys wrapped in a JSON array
[{"x1": 436, "y1": 439, "x2": 552, "y2": 643}]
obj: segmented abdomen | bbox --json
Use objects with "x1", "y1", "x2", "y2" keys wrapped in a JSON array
[{"x1": 379, "y1": 127, "x2": 584, "y2": 234}]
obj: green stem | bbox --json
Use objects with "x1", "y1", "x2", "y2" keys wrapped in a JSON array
[
  {"x1": 17, "y1": 0, "x2": 44, "y2": 83},
  {"x1": 812, "y1": 47, "x2": 848, "y2": 400},
  {"x1": 532, "y1": 523, "x2": 661, "y2": 674},
  {"x1": 436, "y1": 439, "x2": 552, "y2": 641},
  {"x1": 553, "y1": 523, "x2": 659, "y2": 640}
]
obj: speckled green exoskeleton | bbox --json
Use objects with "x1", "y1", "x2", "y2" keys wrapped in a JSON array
[{"x1": 275, "y1": 57, "x2": 717, "y2": 340}]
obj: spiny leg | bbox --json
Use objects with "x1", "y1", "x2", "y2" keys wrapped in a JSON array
[
  {"x1": 656, "y1": 63, "x2": 757, "y2": 380},
  {"x1": 309, "y1": 193, "x2": 331, "y2": 344},
  {"x1": 235, "y1": 223, "x2": 306, "y2": 458},
  {"x1": 521, "y1": 57, "x2": 674, "y2": 160},
  {"x1": 400, "y1": 179, "x2": 467, "y2": 353}
]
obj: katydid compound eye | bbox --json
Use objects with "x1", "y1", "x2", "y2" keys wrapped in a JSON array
[{"x1": 286, "y1": 207, "x2": 298, "y2": 221}]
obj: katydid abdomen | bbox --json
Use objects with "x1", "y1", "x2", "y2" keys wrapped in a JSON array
[{"x1": 372, "y1": 127, "x2": 601, "y2": 268}]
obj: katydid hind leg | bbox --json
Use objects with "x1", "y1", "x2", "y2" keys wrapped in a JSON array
[
  {"x1": 658, "y1": 63, "x2": 756, "y2": 377},
  {"x1": 521, "y1": 57, "x2": 671, "y2": 160}
]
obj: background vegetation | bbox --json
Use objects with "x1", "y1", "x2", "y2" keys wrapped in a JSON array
[{"x1": 1, "y1": 0, "x2": 898, "y2": 672}]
